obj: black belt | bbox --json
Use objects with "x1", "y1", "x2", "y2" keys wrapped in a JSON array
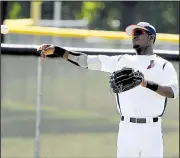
[{"x1": 121, "y1": 116, "x2": 159, "y2": 123}]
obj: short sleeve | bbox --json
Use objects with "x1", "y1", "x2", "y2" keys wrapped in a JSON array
[
  {"x1": 162, "y1": 62, "x2": 179, "y2": 98},
  {"x1": 87, "y1": 55, "x2": 122, "y2": 73}
]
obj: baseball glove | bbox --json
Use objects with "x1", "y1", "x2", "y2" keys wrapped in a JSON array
[{"x1": 109, "y1": 67, "x2": 144, "y2": 94}]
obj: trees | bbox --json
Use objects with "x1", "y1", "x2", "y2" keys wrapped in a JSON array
[
  {"x1": 74, "y1": 1, "x2": 179, "y2": 34},
  {"x1": 4, "y1": 1, "x2": 179, "y2": 34}
]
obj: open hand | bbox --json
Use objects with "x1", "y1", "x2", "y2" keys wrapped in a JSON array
[{"x1": 37, "y1": 44, "x2": 55, "y2": 60}]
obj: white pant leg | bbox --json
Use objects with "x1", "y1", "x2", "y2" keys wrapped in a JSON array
[
  {"x1": 117, "y1": 122, "x2": 140, "y2": 158},
  {"x1": 141, "y1": 122, "x2": 163, "y2": 158}
]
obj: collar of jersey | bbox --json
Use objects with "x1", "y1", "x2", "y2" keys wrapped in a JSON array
[{"x1": 136, "y1": 54, "x2": 156, "y2": 57}]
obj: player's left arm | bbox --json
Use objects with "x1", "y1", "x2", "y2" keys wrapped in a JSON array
[{"x1": 141, "y1": 62, "x2": 179, "y2": 98}]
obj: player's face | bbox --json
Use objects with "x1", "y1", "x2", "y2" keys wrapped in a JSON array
[{"x1": 132, "y1": 29, "x2": 150, "y2": 48}]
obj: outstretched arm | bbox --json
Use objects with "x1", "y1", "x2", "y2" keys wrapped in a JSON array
[
  {"x1": 37, "y1": 44, "x2": 121, "y2": 73},
  {"x1": 38, "y1": 44, "x2": 89, "y2": 68}
]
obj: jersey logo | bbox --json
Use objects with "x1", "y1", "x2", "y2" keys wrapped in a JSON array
[{"x1": 147, "y1": 60, "x2": 155, "y2": 69}]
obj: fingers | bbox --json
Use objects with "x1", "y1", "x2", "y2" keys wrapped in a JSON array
[
  {"x1": 38, "y1": 44, "x2": 48, "y2": 60},
  {"x1": 41, "y1": 53, "x2": 47, "y2": 61},
  {"x1": 37, "y1": 44, "x2": 55, "y2": 60},
  {"x1": 37, "y1": 44, "x2": 51, "y2": 51},
  {"x1": 38, "y1": 44, "x2": 48, "y2": 51},
  {"x1": 44, "y1": 45, "x2": 54, "y2": 51}
]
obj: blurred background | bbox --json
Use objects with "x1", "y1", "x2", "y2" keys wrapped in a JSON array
[
  {"x1": 1, "y1": 1, "x2": 179, "y2": 49},
  {"x1": 1, "y1": 1, "x2": 179, "y2": 158}
]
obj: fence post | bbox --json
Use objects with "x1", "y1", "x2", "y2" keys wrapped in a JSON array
[{"x1": 34, "y1": 57, "x2": 43, "y2": 158}]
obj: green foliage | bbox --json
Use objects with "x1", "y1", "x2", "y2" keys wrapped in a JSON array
[
  {"x1": 7, "y1": 2, "x2": 30, "y2": 19},
  {"x1": 6, "y1": 1, "x2": 179, "y2": 33},
  {"x1": 76, "y1": 1, "x2": 179, "y2": 33},
  {"x1": 8, "y1": 2, "x2": 21, "y2": 19},
  {"x1": 77, "y1": 2, "x2": 104, "y2": 23}
]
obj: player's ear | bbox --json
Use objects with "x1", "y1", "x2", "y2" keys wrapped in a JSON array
[{"x1": 149, "y1": 35, "x2": 155, "y2": 43}]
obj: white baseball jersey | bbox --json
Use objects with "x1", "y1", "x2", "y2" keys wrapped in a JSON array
[{"x1": 87, "y1": 54, "x2": 179, "y2": 117}]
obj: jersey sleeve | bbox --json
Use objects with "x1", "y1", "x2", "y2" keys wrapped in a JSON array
[
  {"x1": 162, "y1": 62, "x2": 179, "y2": 98},
  {"x1": 87, "y1": 55, "x2": 122, "y2": 73}
]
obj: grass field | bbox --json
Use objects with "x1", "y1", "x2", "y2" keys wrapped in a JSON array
[{"x1": 1, "y1": 58, "x2": 179, "y2": 158}]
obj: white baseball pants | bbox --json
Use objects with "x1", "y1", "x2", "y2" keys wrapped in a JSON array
[{"x1": 117, "y1": 117, "x2": 163, "y2": 158}]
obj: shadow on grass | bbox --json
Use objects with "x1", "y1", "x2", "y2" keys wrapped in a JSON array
[{"x1": 1, "y1": 107, "x2": 178, "y2": 139}]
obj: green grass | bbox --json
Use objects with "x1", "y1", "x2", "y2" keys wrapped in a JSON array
[
  {"x1": 2, "y1": 133, "x2": 117, "y2": 158},
  {"x1": 1, "y1": 99, "x2": 179, "y2": 158},
  {"x1": 2, "y1": 133, "x2": 178, "y2": 158}
]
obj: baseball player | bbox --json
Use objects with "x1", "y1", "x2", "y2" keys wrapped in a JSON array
[{"x1": 38, "y1": 22, "x2": 179, "y2": 158}]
